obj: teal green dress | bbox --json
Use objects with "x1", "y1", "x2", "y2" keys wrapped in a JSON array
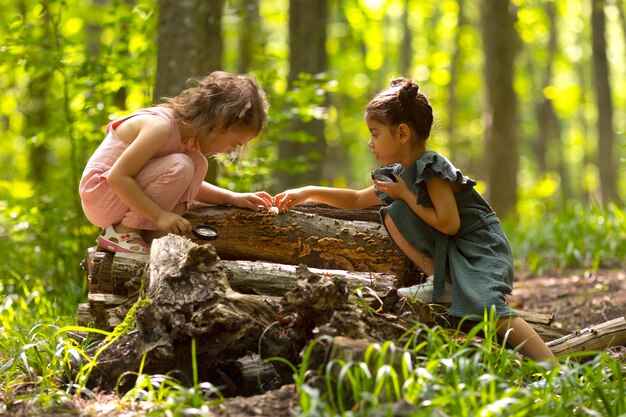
[{"x1": 376, "y1": 151, "x2": 517, "y2": 319}]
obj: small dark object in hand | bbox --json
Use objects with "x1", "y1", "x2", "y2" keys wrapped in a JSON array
[
  {"x1": 192, "y1": 224, "x2": 219, "y2": 241},
  {"x1": 371, "y1": 166, "x2": 398, "y2": 183}
]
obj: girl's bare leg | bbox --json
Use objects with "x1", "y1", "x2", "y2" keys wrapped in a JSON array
[
  {"x1": 386, "y1": 215, "x2": 558, "y2": 364},
  {"x1": 384, "y1": 215, "x2": 435, "y2": 276},
  {"x1": 498, "y1": 317, "x2": 558, "y2": 364}
]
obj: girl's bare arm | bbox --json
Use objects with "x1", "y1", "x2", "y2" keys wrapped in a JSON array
[{"x1": 275, "y1": 185, "x2": 380, "y2": 212}]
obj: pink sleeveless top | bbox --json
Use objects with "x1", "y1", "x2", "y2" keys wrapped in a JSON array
[{"x1": 78, "y1": 107, "x2": 208, "y2": 227}]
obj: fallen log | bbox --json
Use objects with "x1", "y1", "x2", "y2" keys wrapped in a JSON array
[
  {"x1": 546, "y1": 315, "x2": 626, "y2": 357},
  {"x1": 79, "y1": 246, "x2": 558, "y2": 341},
  {"x1": 79, "y1": 235, "x2": 450, "y2": 391},
  {"x1": 79, "y1": 246, "x2": 397, "y2": 330},
  {"x1": 183, "y1": 203, "x2": 416, "y2": 283}
]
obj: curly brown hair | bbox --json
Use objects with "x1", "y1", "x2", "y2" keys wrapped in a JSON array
[{"x1": 158, "y1": 71, "x2": 269, "y2": 142}]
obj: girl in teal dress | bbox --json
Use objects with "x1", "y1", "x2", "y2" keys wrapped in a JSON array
[{"x1": 274, "y1": 77, "x2": 556, "y2": 363}]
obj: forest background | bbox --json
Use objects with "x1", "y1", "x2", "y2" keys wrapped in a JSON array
[{"x1": 0, "y1": 0, "x2": 625, "y2": 349}]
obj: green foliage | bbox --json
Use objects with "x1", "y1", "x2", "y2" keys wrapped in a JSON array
[
  {"x1": 291, "y1": 311, "x2": 626, "y2": 417},
  {"x1": 504, "y1": 202, "x2": 626, "y2": 273},
  {"x1": 219, "y1": 71, "x2": 336, "y2": 193},
  {"x1": 119, "y1": 339, "x2": 224, "y2": 416}
]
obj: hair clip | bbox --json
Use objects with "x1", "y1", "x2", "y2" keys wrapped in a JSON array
[{"x1": 238, "y1": 101, "x2": 252, "y2": 119}]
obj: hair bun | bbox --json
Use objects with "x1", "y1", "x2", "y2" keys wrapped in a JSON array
[{"x1": 393, "y1": 78, "x2": 419, "y2": 105}]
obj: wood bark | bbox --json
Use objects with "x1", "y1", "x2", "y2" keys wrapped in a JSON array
[
  {"x1": 480, "y1": 0, "x2": 520, "y2": 217},
  {"x1": 183, "y1": 203, "x2": 415, "y2": 282},
  {"x1": 80, "y1": 234, "x2": 427, "y2": 391},
  {"x1": 546, "y1": 316, "x2": 626, "y2": 357},
  {"x1": 591, "y1": 0, "x2": 621, "y2": 205}
]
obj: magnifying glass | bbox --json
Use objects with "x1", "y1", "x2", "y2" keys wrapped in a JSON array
[{"x1": 192, "y1": 224, "x2": 219, "y2": 241}]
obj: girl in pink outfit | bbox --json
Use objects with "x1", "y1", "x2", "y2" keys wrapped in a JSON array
[{"x1": 79, "y1": 71, "x2": 272, "y2": 254}]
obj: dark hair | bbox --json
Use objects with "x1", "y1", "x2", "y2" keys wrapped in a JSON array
[
  {"x1": 365, "y1": 77, "x2": 433, "y2": 140},
  {"x1": 158, "y1": 71, "x2": 269, "y2": 140}
]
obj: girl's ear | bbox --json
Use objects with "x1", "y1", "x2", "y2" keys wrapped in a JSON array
[{"x1": 397, "y1": 123, "x2": 411, "y2": 143}]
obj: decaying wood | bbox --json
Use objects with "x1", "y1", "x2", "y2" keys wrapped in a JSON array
[
  {"x1": 286, "y1": 201, "x2": 383, "y2": 223},
  {"x1": 80, "y1": 246, "x2": 559, "y2": 339},
  {"x1": 78, "y1": 235, "x2": 624, "y2": 396},
  {"x1": 80, "y1": 235, "x2": 453, "y2": 391},
  {"x1": 183, "y1": 203, "x2": 415, "y2": 283},
  {"x1": 546, "y1": 316, "x2": 626, "y2": 356},
  {"x1": 225, "y1": 260, "x2": 396, "y2": 296}
]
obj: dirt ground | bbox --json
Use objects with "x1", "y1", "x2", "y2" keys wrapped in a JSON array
[
  {"x1": 509, "y1": 268, "x2": 626, "y2": 332},
  {"x1": 5, "y1": 269, "x2": 625, "y2": 417}
]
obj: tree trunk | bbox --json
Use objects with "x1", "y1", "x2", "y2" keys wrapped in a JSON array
[
  {"x1": 155, "y1": 0, "x2": 224, "y2": 99},
  {"x1": 401, "y1": 0, "x2": 412, "y2": 74},
  {"x1": 276, "y1": 0, "x2": 328, "y2": 189},
  {"x1": 236, "y1": 0, "x2": 262, "y2": 73},
  {"x1": 446, "y1": 0, "x2": 466, "y2": 166},
  {"x1": 591, "y1": 0, "x2": 621, "y2": 206},
  {"x1": 155, "y1": 0, "x2": 225, "y2": 182},
  {"x1": 480, "y1": 0, "x2": 520, "y2": 218}
]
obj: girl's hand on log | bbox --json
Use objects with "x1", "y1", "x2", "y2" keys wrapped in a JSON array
[
  {"x1": 274, "y1": 188, "x2": 311, "y2": 212},
  {"x1": 230, "y1": 191, "x2": 274, "y2": 211}
]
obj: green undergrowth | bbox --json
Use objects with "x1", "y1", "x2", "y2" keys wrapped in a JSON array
[
  {"x1": 279, "y1": 312, "x2": 626, "y2": 417},
  {"x1": 2, "y1": 280, "x2": 624, "y2": 416},
  {"x1": 503, "y1": 202, "x2": 626, "y2": 274}
]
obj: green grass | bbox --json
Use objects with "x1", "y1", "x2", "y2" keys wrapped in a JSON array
[
  {"x1": 1, "y1": 202, "x2": 625, "y2": 415},
  {"x1": 503, "y1": 203, "x2": 626, "y2": 273},
  {"x1": 290, "y1": 312, "x2": 626, "y2": 416}
]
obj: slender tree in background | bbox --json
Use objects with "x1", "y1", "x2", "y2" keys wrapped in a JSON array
[
  {"x1": 401, "y1": 0, "x2": 412, "y2": 74},
  {"x1": 532, "y1": 2, "x2": 570, "y2": 201},
  {"x1": 277, "y1": 0, "x2": 328, "y2": 189},
  {"x1": 446, "y1": 0, "x2": 466, "y2": 167},
  {"x1": 155, "y1": 0, "x2": 225, "y2": 181},
  {"x1": 591, "y1": 0, "x2": 621, "y2": 206},
  {"x1": 236, "y1": 0, "x2": 262, "y2": 74},
  {"x1": 480, "y1": 0, "x2": 521, "y2": 218},
  {"x1": 22, "y1": 0, "x2": 51, "y2": 183}
]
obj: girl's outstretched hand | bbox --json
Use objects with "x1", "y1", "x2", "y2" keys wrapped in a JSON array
[
  {"x1": 274, "y1": 187, "x2": 311, "y2": 212},
  {"x1": 231, "y1": 191, "x2": 274, "y2": 211}
]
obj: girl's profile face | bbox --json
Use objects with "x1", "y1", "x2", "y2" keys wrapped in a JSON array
[
  {"x1": 199, "y1": 129, "x2": 256, "y2": 156},
  {"x1": 366, "y1": 119, "x2": 403, "y2": 166}
]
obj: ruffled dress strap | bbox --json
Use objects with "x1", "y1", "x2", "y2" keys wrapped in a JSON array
[{"x1": 413, "y1": 151, "x2": 477, "y2": 207}]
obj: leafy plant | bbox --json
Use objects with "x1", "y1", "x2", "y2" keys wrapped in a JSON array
[{"x1": 504, "y1": 203, "x2": 626, "y2": 273}]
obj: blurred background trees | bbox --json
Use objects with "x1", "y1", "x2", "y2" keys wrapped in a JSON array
[{"x1": 0, "y1": 0, "x2": 624, "y2": 301}]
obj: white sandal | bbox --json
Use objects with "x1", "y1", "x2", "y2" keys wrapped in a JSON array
[{"x1": 96, "y1": 225, "x2": 150, "y2": 254}]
